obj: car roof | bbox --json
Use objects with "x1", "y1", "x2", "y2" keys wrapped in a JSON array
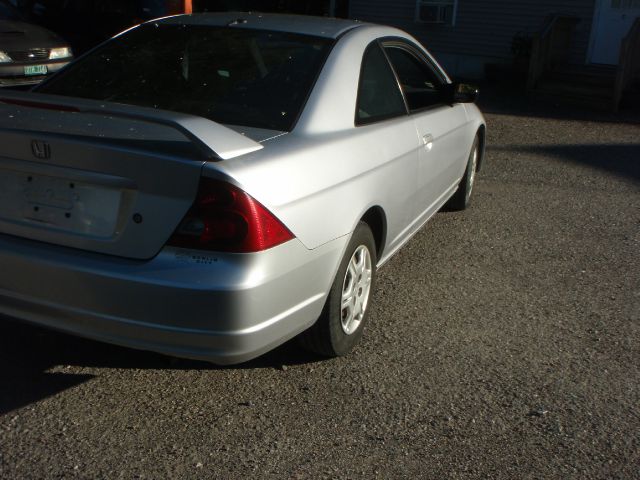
[{"x1": 155, "y1": 12, "x2": 366, "y2": 39}]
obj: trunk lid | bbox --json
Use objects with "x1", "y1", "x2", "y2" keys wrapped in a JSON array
[{"x1": 0, "y1": 91, "x2": 263, "y2": 259}]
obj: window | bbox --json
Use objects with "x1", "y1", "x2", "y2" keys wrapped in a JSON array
[
  {"x1": 384, "y1": 46, "x2": 444, "y2": 111},
  {"x1": 415, "y1": 0, "x2": 457, "y2": 25},
  {"x1": 37, "y1": 25, "x2": 333, "y2": 132},
  {"x1": 356, "y1": 43, "x2": 407, "y2": 125}
]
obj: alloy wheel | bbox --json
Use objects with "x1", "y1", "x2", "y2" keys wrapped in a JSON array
[{"x1": 340, "y1": 245, "x2": 372, "y2": 335}]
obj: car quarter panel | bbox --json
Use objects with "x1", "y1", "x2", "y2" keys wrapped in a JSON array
[
  {"x1": 215, "y1": 26, "x2": 426, "y2": 255},
  {"x1": 295, "y1": 25, "x2": 410, "y2": 135},
  {"x1": 213, "y1": 115, "x2": 422, "y2": 255}
]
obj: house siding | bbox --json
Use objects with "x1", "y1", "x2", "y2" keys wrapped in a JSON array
[{"x1": 350, "y1": 0, "x2": 597, "y2": 76}]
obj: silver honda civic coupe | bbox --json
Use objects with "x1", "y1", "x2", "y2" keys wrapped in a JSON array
[{"x1": 0, "y1": 12, "x2": 485, "y2": 364}]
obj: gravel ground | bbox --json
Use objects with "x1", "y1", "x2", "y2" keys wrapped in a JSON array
[{"x1": 0, "y1": 91, "x2": 639, "y2": 479}]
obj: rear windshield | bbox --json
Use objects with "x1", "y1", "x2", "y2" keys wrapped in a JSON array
[{"x1": 37, "y1": 24, "x2": 333, "y2": 131}]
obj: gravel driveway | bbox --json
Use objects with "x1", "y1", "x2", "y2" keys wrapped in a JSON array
[{"x1": 1, "y1": 90, "x2": 638, "y2": 479}]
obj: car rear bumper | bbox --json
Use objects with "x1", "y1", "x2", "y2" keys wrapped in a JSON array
[{"x1": 0, "y1": 234, "x2": 348, "y2": 364}]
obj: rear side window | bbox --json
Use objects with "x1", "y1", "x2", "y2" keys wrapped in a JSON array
[
  {"x1": 37, "y1": 24, "x2": 333, "y2": 132},
  {"x1": 384, "y1": 46, "x2": 444, "y2": 111},
  {"x1": 356, "y1": 43, "x2": 407, "y2": 125}
]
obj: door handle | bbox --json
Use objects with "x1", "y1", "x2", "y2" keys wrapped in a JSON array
[{"x1": 422, "y1": 133, "x2": 434, "y2": 151}]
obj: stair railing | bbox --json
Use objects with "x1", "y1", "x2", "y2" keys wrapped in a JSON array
[
  {"x1": 527, "y1": 15, "x2": 580, "y2": 92},
  {"x1": 613, "y1": 17, "x2": 640, "y2": 112}
]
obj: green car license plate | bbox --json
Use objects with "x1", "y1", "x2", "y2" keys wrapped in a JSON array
[{"x1": 24, "y1": 65, "x2": 48, "y2": 76}]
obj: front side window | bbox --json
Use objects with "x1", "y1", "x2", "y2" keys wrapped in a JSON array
[
  {"x1": 384, "y1": 46, "x2": 444, "y2": 112},
  {"x1": 37, "y1": 24, "x2": 333, "y2": 131},
  {"x1": 356, "y1": 43, "x2": 407, "y2": 125}
]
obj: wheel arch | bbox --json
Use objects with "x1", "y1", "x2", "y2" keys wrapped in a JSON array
[{"x1": 360, "y1": 206, "x2": 387, "y2": 261}]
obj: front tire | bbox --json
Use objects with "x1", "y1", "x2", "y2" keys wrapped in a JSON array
[
  {"x1": 444, "y1": 135, "x2": 479, "y2": 211},
  {"x1": 299, "y1": 222, "x2": 377, "y2": 357}
]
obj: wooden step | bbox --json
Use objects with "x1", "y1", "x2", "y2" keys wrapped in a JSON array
[
  {"x1": 532, "y1": 68, "x2": 615, "y2": 110},
  {"x1": 532, "y1": 89, "x2": 614, "y2": 111},
  {"x1": 621, "y1": 90, "x2": 640, "y2": 110},
  {"x1": 536, "y1": 78, "x2": 613, "y2": 99},
  {"x1": 544, "y1": 64, "x2": 617, "y2": 88},
  {"x1": 543, "y1": 70, "x2": 615, "y2": 88},
  {"x1": 551, "y1": 64, "x2": 617, "y2": 76}
]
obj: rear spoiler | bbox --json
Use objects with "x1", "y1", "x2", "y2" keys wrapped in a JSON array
[{"x1": 0, "y1": 90, "x2": 263, "y2": 160}]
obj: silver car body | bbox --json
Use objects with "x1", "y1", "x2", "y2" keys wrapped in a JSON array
[{"x1": 0, "y1": 13, "x2": 485, "y2": 364}]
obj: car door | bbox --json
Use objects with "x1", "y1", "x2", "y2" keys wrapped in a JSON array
[
  {"x1": 354, "y1": 41, "x2": 422, "y2": 255},
  {"x1": 383, "y1": 40, "x2": 469, "y2": 223}
]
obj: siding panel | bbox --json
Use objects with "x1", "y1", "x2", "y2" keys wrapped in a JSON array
[{"x1": 350, "y1": 0, "x2": 597, "y2": 65}]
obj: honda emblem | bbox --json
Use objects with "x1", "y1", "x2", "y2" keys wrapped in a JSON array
[{"x1": 31, "y1": 140, "x2": 51, "y2": 159}]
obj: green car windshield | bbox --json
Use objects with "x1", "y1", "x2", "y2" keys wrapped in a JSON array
[{"x1": 37, "y1": 24, "x2": 333, "y2": 132}]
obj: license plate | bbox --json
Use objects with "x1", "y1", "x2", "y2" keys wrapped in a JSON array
[
  {"x1": 24, "y1": 65, "x2": 48, "y2": 76},
  {"x1": 0, "y1": 168, "x2": 122, "y2": 238}
]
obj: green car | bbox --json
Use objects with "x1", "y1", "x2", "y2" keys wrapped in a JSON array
[{"x1": 0, "y1": 1, "x2": 73, "y2": 87}]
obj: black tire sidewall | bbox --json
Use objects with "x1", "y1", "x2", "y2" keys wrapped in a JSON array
[
  {"x1": 463, "y1": 136, "x2": 479, "y2": 205},
  {"x1": 325, "y1": 222, "x2": 377, "y2": 356},
  {"x1": 444, "y1": 134, "x2": 479, "y2": 211}
]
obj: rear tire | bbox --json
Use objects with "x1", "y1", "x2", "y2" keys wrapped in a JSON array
[
  {"x1": 444, "y1": 135, "x2": 479, "y2": 211},
  {"x1": 298, "y1": 222, "x2": 377, "y2": 357}
]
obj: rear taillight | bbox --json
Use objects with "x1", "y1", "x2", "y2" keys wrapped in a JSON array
[{"x1": 167, "y1": 178, "x2": 294, "y2": 253}]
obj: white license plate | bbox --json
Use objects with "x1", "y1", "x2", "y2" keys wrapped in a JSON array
[
  {"x1": 0, "y1": 168, "x2": 122, "y2": 238},
  {"x1": 24, "y1": 65, "x2": 48, "y2": 76}
]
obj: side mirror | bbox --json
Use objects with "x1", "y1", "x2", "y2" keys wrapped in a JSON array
[{"x1": 444, "y1": 82, "x2": 479, "y2": 104}]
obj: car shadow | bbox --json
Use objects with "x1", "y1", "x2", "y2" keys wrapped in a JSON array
[
  {"x1": 490, "y1": 143, "x2": 640, "y2": 184},
  {"x1": 0, "y1": 316, "x2": 324, "y2": 415}
]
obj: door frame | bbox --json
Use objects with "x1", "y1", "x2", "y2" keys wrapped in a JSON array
[
  {"x1": 587, "y1": 0, "x2": 608, "y2": 64},
  {"x1": 585, "y1": 0, "x2": 640, "y2": 65}
]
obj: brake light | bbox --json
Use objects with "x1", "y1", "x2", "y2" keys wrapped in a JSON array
[
  {"x1": 0, "y1": 97, "x2": 80, "y2": 112},
  {"x1": 167, "y1": 178, "x2": 294, "y2": 253}
]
